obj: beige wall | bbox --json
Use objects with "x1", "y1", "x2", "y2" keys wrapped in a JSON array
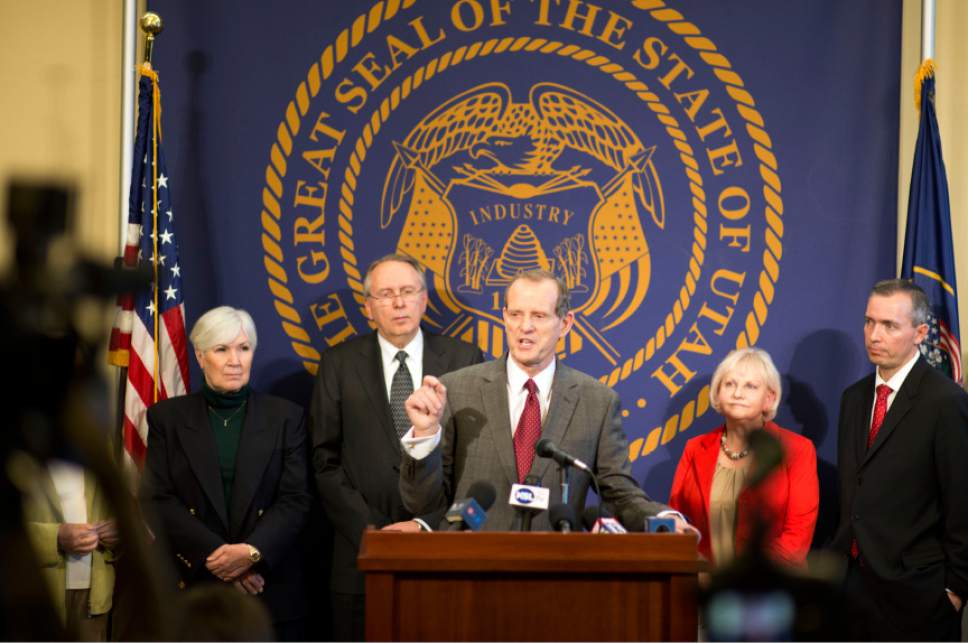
[
  {"x1": 899, "y1": 0, "x2": 968, "y2": 373},
  {"x1": 0, "y1": 1, "x2": 124, "y2": 266}
]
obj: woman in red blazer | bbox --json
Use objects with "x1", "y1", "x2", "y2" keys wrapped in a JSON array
[{"x1": 669, "y1": 348, "x2": 818, "y2": 566}]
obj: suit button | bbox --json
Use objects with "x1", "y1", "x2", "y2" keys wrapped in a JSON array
[
  {"x1": 189, "y1": 507, "x2": 196, "y2": 516},
  {"x1": 178, "y1": 581, "x2": 186, "y2": 590},
  {"x1": 857, "y1": 476, "x2": 862, "y2": 486},
  {"x1": 852, "y1": 514, "x2": 861, "y2": 521}
]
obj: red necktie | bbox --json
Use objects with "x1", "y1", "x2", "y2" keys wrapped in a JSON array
[
  {"x1": 867, "y1": 384, "x2": 892, "y2": 449},
  {"x1": 851, "y1": 383, "x2": 894, "y2": 559},
  {"x1": 513, "y1": 379, "x2": 541, "y2": 483}
]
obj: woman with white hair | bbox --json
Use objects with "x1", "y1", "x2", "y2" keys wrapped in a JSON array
[
  {"x1": 668, "y1": 347, "x2": 818, "y2": 566},
  {"x1": 140, "y1": 306, "x2": 311, "y2": 640}
]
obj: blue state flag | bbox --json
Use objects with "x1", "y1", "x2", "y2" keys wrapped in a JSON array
[{"x1": 901, "y1": 65, "x2": 961, "y2": 382}]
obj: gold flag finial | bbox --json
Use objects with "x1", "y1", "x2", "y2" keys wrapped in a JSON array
[
  {"x1": 140, "y1": 12, "x2": 163, "y2": 68},
  {"x1": 914, "y1": 59, "x2": 935, "y2": 111}
]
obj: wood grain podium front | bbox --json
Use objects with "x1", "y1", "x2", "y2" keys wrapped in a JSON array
[{"x1": 358, "y1": 531, "x2": 702, "y2": 641}]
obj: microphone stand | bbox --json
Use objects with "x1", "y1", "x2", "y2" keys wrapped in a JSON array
[{"x1": 558, "y1": 464, "x2": 570, "y2": 504}]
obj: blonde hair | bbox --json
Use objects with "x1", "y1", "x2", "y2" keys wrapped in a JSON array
[
  {"x1": 189, "y1": 306, "x2": 258, "y2": 352},
  {"x1": 709, "y1": 347, "x2": 782, "y2": 421}
]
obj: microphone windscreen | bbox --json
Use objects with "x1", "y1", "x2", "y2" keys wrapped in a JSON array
[
  {"x1": 466, "y1": 480, "x2": 497, "y2": 511},
  {"x1": 535, "y1": 437, "x2": 555, "y2": 458},
  {"x1": 548, "y1": 503, "x2": 577, "y2": 531}
]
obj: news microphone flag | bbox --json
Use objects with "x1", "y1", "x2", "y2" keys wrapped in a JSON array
[
  {"x1": 445, "y1": 498, "x2": 487, "y2": 531},
  {"x1": 901, "y1": 61, "x2": 961, "y2": 383},
  {"x1": 109, "y1": 64, "x2": 190, "y2": 471}
]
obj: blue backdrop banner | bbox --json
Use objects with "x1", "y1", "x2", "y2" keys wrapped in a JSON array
[{"x1": 148, "y1": 0, "x2": 901, "y2": 544}]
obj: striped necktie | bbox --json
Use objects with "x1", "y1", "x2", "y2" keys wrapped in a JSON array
[{"x1": 389, "y1": 351, "x2": 413, "y2": 439}]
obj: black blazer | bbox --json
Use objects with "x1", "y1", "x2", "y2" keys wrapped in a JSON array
[
  {"x1": 310, "y1": 331, "x2": 484, "y2": 593},
  {"x1": 832, "y1": 356, "x2": 968, "y2": 633},
  {"x1": 141, "y1": 391, "x2": 311, "y2": 623}
]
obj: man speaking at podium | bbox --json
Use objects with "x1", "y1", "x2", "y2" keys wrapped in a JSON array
[{"x1": 399, "y1": 269, "x2": 695, "y2": 534}]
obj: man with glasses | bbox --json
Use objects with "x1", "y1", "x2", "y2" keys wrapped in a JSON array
[{"x1": 310, "y1": 253, "x2": 483, "y2": 641}]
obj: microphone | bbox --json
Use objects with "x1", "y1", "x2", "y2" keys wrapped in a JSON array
[
  {"x1": 508, "y1": 476, "x2": 550, "y2": 532},
  {"x1": 535, "y1": 438, "x2": 592, "y2": 474},
  {"x1": 446, "y1": 481, "x2": 497, "y2": 531},
  {"x1": 581, "y1": 505, "x2": 627, "y2": 534},
  {"x1": 548, "y1": 503, "x2": 578, "y2": 533}
]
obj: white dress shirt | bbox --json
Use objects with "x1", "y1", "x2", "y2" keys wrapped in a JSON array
[
  {"x1": 872, "y1": 350, "x2": 920, "y2": 422},
  {"x1": 377, "y1": 330, "x2": 424, "y2": 399},
  {"x1": 48, "y1": 460, "x2": 92, "y2": 590},
  {"x1": 506, "y1": 357, "x2": 554, "y2": 434}
]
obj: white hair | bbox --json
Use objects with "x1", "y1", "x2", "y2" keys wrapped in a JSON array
[
  {"x1": 189, "y1": 306, "x2": 258, "y2": 352},
  {"x1": 709, "y1": 347, "x2": 782, "y2": 421}
]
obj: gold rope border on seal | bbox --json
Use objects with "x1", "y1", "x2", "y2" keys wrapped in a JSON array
[
  {"x1": 629, "y1": 0, "x2": 785, "y2": 462},
  {"x1": 333, "y1": 38, "x2": 708, "y2": 382},
  {"x1": 256, "y1": 1, "x2": 785, "y2": 464},
  {"x1": 260, "y1": 0, "x2": 418, "y2": 375}
]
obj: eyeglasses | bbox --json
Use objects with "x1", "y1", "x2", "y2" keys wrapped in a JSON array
[{"x1": 367, "y1": 287, "x2": 425, "y2": 305}]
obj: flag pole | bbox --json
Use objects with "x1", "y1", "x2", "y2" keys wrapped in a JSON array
[
  {"x1": 119, "y1": 0, "x2": 137, "y2": 257},
  {"x1": 921, "y1": 0, "x2": 935, "y2": 62},
  {"x1": 113, "y1": 11, "x2": 164, "y2": 460}
]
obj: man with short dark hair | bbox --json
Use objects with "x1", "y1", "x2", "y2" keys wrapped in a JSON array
[
  {"x1": 400, "y1": 269, "x2": 695, "y2": 534},
  {"x1": 832, "y1": 278, "x2": 968, "y2": 640},
  {"x1": 310, "y1": 254, "x2": 483, "y2": 641}
]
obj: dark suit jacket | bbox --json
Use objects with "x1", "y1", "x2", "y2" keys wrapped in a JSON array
[
  {"x1": 669, "y1": 422, "x2": 818, "y2": 566},
  {"x1": 400, "y1": 357, "x2": 668, "y2": 531},
  {"x1": 310, "y1": 331, "x2": 484, "y2": 594},
  {"x1": 141, "y1": 391, "x2": 311, "y2": 623},
  {"x1": 831, "y1": 356, "x2": 968, "y2": 632}
]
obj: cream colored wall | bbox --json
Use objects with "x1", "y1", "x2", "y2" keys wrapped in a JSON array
[
  {"x1": 899, "y1": 0, "x2": 968, "y2": 375},
  {"x1": 0, "y1": 1, "x2": 124, "y2": 266},
  {"x1": 0, "y1": 0, "x2": 126, "y2": 400}
]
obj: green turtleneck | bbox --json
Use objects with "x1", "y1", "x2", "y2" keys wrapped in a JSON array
[{"x1": 202, "y1": 383, "x2": 250, "y2": 516}]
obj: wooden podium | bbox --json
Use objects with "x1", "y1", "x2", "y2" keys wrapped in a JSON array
[{"x1": 358, "y1": 531, "x2": 702, "y2": 641}]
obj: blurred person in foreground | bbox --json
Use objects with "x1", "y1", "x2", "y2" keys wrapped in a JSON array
[
  {"x1": 22, "y1": 459, "x2": 119, "y2": 641},
  {"x1": 140, "y1": 306, "x2": 311, "y2": 640},
  {"x1": 669, "y1": 347, "x2": 818, "y2": 567}
]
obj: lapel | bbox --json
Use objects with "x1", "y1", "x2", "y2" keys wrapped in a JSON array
[
  {"x1": 230, "y1": 394, "x2": 278, "y2": 537},
  {"x1": 35, "y1": 466, "x2": 64, "y2": 523},
  {"x1": 479, "y1": 358, "x2": 518, "y2": 486},
  {"x1": 695, "y1": 427, "x2": 722, "y2": 523},
  {"x1": 532, "y1": 361, "x2": 580, "y2": 481},
  {"x1": 178, "y1": 394, "x2": 230, "y2": 531},
  {"x1": 861, "y1": 358, "x2": 924, "y2": 467},
  {"x1": 852, "y1": 375, "x2": 876, "y2": 469},
  {"x1": 84, "y1": 466, "x2": 98, "y2": 522},
  {"x1": 356, "y1": 332, "x2": 399, "y2": 453},
  {"x1": 423, "y1": 334, "x2": 448, "y2": 378}
]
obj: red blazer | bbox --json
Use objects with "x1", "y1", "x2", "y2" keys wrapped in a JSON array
[{"x1": 669, "y1": 422, "x2": 819, "y2": 566}]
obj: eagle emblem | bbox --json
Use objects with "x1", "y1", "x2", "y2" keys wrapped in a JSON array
[{"x1": 380, "y1": 82, "x2": 666, "y2": 364}]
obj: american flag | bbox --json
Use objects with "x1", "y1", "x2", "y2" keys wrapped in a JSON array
[{"x1": 109, "y1": 65, "x2": 190, "y2": 471}]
